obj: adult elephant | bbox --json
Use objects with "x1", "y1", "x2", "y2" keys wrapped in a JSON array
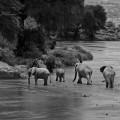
[
  {"x1": 100, "y1": 66, "x2": 116, "y2": 88},
  {"x1": 73, "y1": 60, "x2": 92, "y2": 85},
  {"x1": 28, "y1": 67, "x2": 50, "y2": 86},
  {"x1": 56, "y1": 68, "x2": 65, "y2": 82},
  {"x1": 45, "y1": 56, "x2": 55, "y2": 73}
]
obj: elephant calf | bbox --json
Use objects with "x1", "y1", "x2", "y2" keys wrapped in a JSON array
[
  {"x1": 73, "y1": 60, "x2": 92, "y2": 85},
  {"x1": 100, "y1": 66, "x2": 116, "y2": 88},
  {"x1": 56, "y1": 68, "x2": 65, "y2": 82},
  {"x1": 28, "y1": 67, "x2": 50, "y2": 86}
]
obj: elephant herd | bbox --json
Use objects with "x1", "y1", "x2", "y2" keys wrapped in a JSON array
[{"x1": 28, "y1": 58, "x2": 116, "y2": 88}]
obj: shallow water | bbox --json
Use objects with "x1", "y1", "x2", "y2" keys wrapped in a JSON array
[{"x1": 1, "y1": 41, "x2": 120, "y2": 120}]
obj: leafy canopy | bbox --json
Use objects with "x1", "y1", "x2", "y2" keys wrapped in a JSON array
[{"x1": 0, "y1": 0, "x2": 23, "y2": 40}]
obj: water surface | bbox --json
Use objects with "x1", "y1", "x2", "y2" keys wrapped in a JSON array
[{"x1": 1, "y1": 41, "x2": 120, "y2": 120}]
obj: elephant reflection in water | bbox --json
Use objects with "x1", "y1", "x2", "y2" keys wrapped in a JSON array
[
  {"x1": 28, "y1": 67, "x2": 50, "y2": 86},
  {"x1": 100, "y1": 66, "x2": 116, "y2": 88},
  {"x1": 73, "y1": 59, "x2": 92, "y2": 85}
]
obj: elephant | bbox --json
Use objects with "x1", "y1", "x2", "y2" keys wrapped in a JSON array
[
  {"x1": 100, "y1": 66, "x2": 116, "y2": 88},
  {"x1": 56, "y1": 68, "x2": 65, "y2": 82},
  {"x1": 73, "y1": 60, "x2": 92, "y2": 85},
  {"x1": 45, "y1": 56, "x2": 55, "y2": 73},
  {"x1": 32, "y1": 59, "x2": 46, "y2": 68},
  {"x1": 28, "y1": 67, "x2": 50, "y2": 86}
]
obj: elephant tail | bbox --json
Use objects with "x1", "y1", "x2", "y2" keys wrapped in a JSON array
[{"x1": 73, "y1": 66, "x2": 77, "y2": 82}]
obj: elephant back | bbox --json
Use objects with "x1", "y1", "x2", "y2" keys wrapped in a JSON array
[
  {"x1": 36, "y1": 68, "x2": 50, "y2": 75},
  {"x1": 77, "y1": 64, "x2": 92, "y2": 72},
  {"x1": 103, "y1": 67, "x2": 116, "y2": 78},
  {"x1": 56, "y1": 68, "x2": 65, "y2": 76}
]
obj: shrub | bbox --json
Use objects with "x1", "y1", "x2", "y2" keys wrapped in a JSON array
[
  {"x1": 52, "y1": 49, "x2": 76, "y2": 66},
  {"x1": 52, "y1": 49, "x2": 67, "y2": 58},
  {"x1": 50, "y1": 46, "x2": 93, "y2": 66},
  {"x1": 0, "y1": 47, "x2": 16, "y2": 66},
  {"x1": 72, "y1": 46, "x2": 87, "y2": 53},
  {"x1": 24, "y1": 45, "x2": 42, "y2": 59}
]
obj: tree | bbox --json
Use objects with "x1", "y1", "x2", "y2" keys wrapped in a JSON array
[
  {"x1": 0, "y1": 0, "x2": 22, "y2": 41},
  {"x1": 93, "y1": 5, "x2": 107, "y2": 29},
  {"x1": 82, "y1": 10, "x2": 96, "y2": 39},
  {"x1": 25, "y1": 0, "x2": 84, "y2": 36},
  {"x1": 82, "y1": 4, "x2": 107, "y2": 39}
]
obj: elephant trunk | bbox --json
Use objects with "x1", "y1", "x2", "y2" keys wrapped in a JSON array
[{"x1": 73, "y1": 69, "x2": 77, "y2": 82}]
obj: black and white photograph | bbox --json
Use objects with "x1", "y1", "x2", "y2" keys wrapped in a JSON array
[{"x1": 0, "y1": 0, "x2": 120, "y2": 120}]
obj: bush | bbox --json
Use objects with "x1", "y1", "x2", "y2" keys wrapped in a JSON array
[
  {"x1": 24, "y1": 45, "x2": 42, "y2": 59},
  {"x1": 52, "y1": 49, "x2": 67, "y2": 58},
  {"x1": 72, "y1": 46, "x2": 87, "y2": 53},
  {"x1": 52, "y1": 49, "x2": 76, "y2": 66},
  {"x1": 14, "y1": 57, "x2": 33, "y2": 66},
  {"x1": 0, "y1": 47, "x2": 16, "y2": 66},
  {"x1": 50, "y1": 46, "x2": 93, "y2": 66}
]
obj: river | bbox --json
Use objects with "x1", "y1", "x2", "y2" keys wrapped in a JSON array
[{"x1": 0, "y1": 41, "x2": 120, "y2": 120}]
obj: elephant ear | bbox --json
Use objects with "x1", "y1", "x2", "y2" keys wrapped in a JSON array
[
  {"x1": 76, "y1": 58, "x2": 82, "y2": 63},
  {"x1": 31, "y1": 67, "x2": 36, "y2": 75},
  {"x1": 79, "y1": 59, "x2": 82, "y2": 63},
  {"x1": 100, "y1": 66, "x2": 106, "y2": 73}
]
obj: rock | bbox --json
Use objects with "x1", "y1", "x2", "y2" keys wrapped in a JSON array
[{"x1": 0, "y1": 61, "x2": 25, "y2": 79}]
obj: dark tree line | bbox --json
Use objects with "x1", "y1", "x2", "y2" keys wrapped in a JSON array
[{"x1": 0, "y1": 0, "x2": 107, "y2": 58}]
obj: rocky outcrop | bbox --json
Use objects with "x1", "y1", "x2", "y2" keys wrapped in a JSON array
[{"x1": 0, "y1": 61, "x2": 27, "y2": 79}]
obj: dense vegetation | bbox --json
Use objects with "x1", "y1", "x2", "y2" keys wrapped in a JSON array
[{"x1": 0, "y1": 0, "x2": 109, "y2": 66}]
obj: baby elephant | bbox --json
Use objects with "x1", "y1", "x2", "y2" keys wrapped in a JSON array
[
  {"x1": 100, "y1": 66, "x2": 116, "y2": 88},
  {"x1": 56, "y1": 68, "x2": 65, "y2": 82},
  {"x1": 28, "y1": 67, "x2": 50, "y2": 86}
]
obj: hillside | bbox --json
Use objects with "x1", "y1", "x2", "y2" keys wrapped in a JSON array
[{"x1": 85, "y1": 0, "x2": 120, "y2": 27}]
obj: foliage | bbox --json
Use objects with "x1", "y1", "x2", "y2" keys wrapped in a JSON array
[
  {"x1": 106, "y1": 21, "x2": 115, "y2": 29},
  {"x1": 0, "y1": 0, "x2": 23, "y2": 40},
  {"x1": 0, "y1": 47, "x2": 16, "y2": 66},
  {"x1": 82, "y1": 9, "x2": 96, "y2": 39},
  {"x1": 25, "y1": 0, "x2": 84, "y2": 36},
  {"x1": 82, "y1": 4, "x2": 107, "y2": 39},
  {"x1": 51, "y1": 46, "x2": 93, "y2": 66},
  {"x1": 93, "y1": 5, "x2": 107, "y2": 28},
  {"x1": 24, "y1": 16, "x2": 39, "y2": 30}
]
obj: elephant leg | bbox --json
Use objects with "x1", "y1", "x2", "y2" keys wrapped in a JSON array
[
  {"x1": 59, "y1": 77, "x2": 62, "y2": 82},
  {"x1": 34, "y1": 75, "x2": 38, "y2": 85},
  {"x1": 44, "y1": 78, "x2": 48, "y2": 86},
  {"x1": 77, "y1": 74, "x2": 82, "y2": 84},
  {"x1": 56, "y1": 75, "x2": 58, "y2": 81},
  {"x1": 28, "y1": 77, "x2": 30, "y2": 85},
  {"x1": 106, "y1": 81, "x2": 108, "y2": 88},
  {"x1": 28, "y1": 72, "x2": 31, "y2": 85},
  {"x1": 63, "y1": 75, "x2": 65, "y2": 82},
  {"x1": 77, "y1": 73, "x2": 82, "y2": 84},
  {"x1": 110, "y1": 78, "x2": 114, "y2": 88},
  {"x1": 77, "y1": 78, "x2": 82, "y2": 84},
  {"x1": 87, "y1": 74, "x2": 92, "y2": 85}
]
